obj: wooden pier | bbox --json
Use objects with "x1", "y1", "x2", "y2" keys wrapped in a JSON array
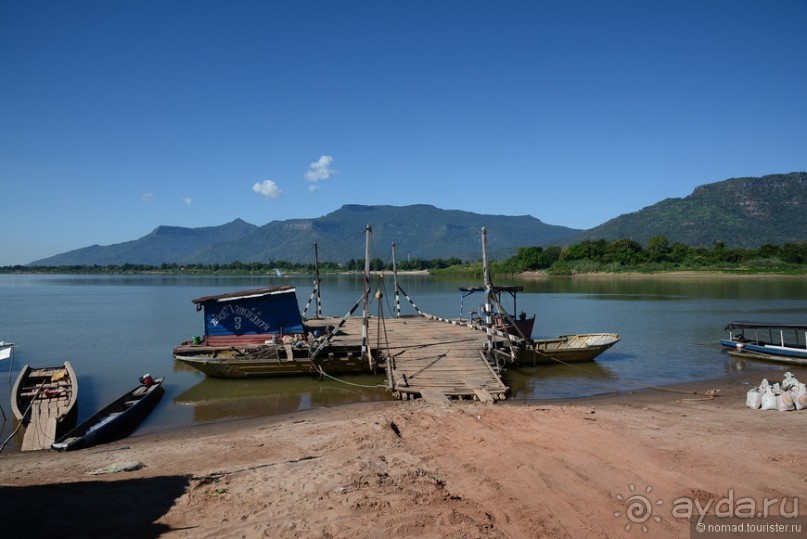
[
  {"x1": 328, "y1": 314, "x2": 508, "y2": 402},
  {"x1": 309, "y1": 226, "x2": 510, "y2": 403}
]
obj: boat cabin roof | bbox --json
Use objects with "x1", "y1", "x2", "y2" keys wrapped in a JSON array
[
  {"x1": 458, "y1": 286, "x2": 524, "y2": 293},
  {"x1": 726, "y1": 321, "x2": 807, "y2": 331},
  {"x1": 192, "y1": 285, "x2": 297, "y2": 305}
]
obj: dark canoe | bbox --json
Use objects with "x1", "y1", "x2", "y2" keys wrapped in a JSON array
[{"x1": 51, "y1": 377, "x2": 164, "y2": 451}]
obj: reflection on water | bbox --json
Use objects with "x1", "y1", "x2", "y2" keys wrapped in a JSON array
[
  {"x1": 174, "y1": 374, "x2": 393, "y2": 421},
  {"x1": 504, "y1": 358, "x2": 621, "y2": 399},
  {"x1": 722, "y1": 350, "x2": 803, "y2": 376}
]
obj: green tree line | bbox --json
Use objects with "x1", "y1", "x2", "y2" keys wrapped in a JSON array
[
  {"x1": 494, "y1": 237, "x2": 807, "y2": 274},
  {"x1": 3, "y1": 237, "x2": 806, "y2": 275}
]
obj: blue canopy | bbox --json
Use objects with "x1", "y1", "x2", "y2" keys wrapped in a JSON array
[{"x1": 192, "y1": 286, "x2": 304, "y2": 337}]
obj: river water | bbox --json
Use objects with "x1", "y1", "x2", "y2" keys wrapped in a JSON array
[{"x1": 1, "y1": 273, "x2": 805, "y2": 451}]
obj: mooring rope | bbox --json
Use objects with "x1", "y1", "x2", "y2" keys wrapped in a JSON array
[
  {"x1": 0, "y1": 381, "x2": 46, "y2": 453},
  {"x1": 313, "y1": 364, "x2": 385, "y2": 389}
]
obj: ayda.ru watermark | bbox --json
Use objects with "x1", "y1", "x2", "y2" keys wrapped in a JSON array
[
  {"x1": 672, "y1": 488, "x2": 799, "y2": 523},
  {"x1": 614, "y1": 483, "x2": 800, "y2": 532}
]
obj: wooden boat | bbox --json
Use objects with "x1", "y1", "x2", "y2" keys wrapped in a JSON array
[
  {"x1": 11, "y1": 362, "x2": 78, "y2": 451},
  {"x1": 516, "y1": 333, "x2": 621, "y2": 365},
  {"x1": 458, "y1": 285, "x2": 618, "y2": 365},
  {"x1": 174, "y1": 346, "x2": 370, "y2": 378},
  {"x1": 52, "y1": 375, "x2": 164, "y2": 451},
  {"x1": 721, "y1": 322, "x2": 807, "y2": 365},
  {"x1": 173, "y1": 285, "x2": 369, "y2": 378}
]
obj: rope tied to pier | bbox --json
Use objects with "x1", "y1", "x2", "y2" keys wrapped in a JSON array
[{"x1": 313, "y1": 363, "x2": 386, "y2": 389}]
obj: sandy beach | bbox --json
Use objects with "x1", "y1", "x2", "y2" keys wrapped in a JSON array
[{"x1": 2, "y1": 367, "x2": 806, "y2": 538}]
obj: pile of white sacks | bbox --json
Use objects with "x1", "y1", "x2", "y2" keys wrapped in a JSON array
[{"x1": 746, "y1": 372, "x2": 807, "y2": 411}]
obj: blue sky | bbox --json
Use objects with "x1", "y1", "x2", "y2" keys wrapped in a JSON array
[{"x1": 1, "y1": 1, "x2": 805, "y2": 266}]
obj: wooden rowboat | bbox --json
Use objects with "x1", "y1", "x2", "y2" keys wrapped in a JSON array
[
  {"x1": 11, "y1": 362, "x2": 78, "y2": 451},
  {"x1": 508, "y1": 333, "x2": 621, "y2": 365},
  {"x1": 52, "y1": 376, "x2": 165, "y2": 451}
]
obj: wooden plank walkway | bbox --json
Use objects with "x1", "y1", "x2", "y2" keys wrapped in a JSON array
[
  {"x1": 307, "y1": 313, "x2": 508, "y2": 401},
  {"x1": 21, "y1": 397, "x2": 67, "y2": 451},
  {"x1": 370, "y1": 315, "x2": 508, "y2": 402}
]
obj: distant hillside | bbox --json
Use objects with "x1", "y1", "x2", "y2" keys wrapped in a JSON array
[
  {"x1": 571, "y1": 172, "x2": 807, "y2": 247},
  {"x1": 28, "y1": 173, "x2": 807, "y2": 267},
  {"x1": 29, "y1": 205, "x2": 581, "y2": 266},
  {"x1": 32, "y1": 219, "x2": 258, "y2": 266}
]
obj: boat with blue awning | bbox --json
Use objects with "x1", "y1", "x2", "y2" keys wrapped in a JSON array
[
  {"x1": 172, "y1": 285, "x2": 368, "y2": 377},
  {"x1": 721, "y1": 321, "x2": 807, "y2": 365}
]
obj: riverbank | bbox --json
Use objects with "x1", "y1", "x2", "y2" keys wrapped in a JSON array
[
  {"x1": 2, "y1": 367, "x2": 806, "y2": 538},
  {"x1": 5, "y1": 267, "x2": 806, "y2": 279},
  {"x1": 519, "y1": 269, "x2": 807, "y2": 280}
]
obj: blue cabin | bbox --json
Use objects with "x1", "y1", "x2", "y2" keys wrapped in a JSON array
[{"x1": 192, "y1": 286, "x2": 305, "y2": 345}]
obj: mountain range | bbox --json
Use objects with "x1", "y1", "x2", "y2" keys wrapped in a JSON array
[
  {"x1": 31, "y1": 205, "x2": 580, "y2": 265},
  {"x1": 29, "y1": 172, "x2": 806, "y2": 266},
  {"x1": 579, "y1": 172, "x2": 807, "y2": 248}
]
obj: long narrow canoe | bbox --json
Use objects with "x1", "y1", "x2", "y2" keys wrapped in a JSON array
[{"x1": 52, "y1": 377, "x2": 164, "y2": 451}]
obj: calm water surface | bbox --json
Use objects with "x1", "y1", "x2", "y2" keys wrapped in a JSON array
[{"x1": 1, "y1": 273, "x2": 806, "y2": 451}]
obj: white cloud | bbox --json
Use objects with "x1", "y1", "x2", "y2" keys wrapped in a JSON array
[
  {"x1": 305, "y1": 155, "x2": 334, "y2": 182},
  {"x1": 308, "y1": 184, "x2": 320, "y2": 193},
  {"x1": 253, "y1": 179, "x2": 282, "y2": 199},
  {"x1": 182, "y1": 197, "x2": 192, "y2": 205},
  {"x1": 141, "y1": 192, "x2": 154, "y2": 203}
]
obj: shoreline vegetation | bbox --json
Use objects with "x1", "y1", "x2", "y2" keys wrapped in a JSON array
[{"x1": 3, "y1": 237, "x2": 806, "y2": 277}]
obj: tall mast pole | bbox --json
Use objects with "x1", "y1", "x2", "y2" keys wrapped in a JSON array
[
  {"x1": 481, "y1": 227, "x2": 493, "y2": 351},
  {"x1": 362, "y1": 225, "x2": 372, "y2": 365},
  {"x1": 391, "y1": 242, "x2": 400, "y2": 318},
  {"x1": 313, "y1": 242, "x2": 322, "y2": 319}
]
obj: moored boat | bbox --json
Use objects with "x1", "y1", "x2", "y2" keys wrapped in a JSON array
[
  {"x1": 721, "y1": 322, "x2": 807, "y2": 365},
  {"x1": 514, "y1": 333, "x2": 621, "y2": 365},
  {"x1": 11, "y1": 362, "x2": 78, "y2": 451},
  {"x1": 458, "y1": 285, "x2": 618, "y2": 365},
  {"x1": 173, "y1": 285, "x2": 369, "y2": 378},
  {"x1": 52, "y1": 375, "x2": 165, "y2": 451}
]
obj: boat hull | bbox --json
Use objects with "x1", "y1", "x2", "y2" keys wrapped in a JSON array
[
  {"x1": 721, "y1": 340, "x2": 807, "y2": 358},
  {"x1": 52, "y1": 378, "x2": 165, "y2": 451},
  {"x1": 511, "y1": 333, "x2": 620, "y2": 365},
  {"x1": 174, "y1": 339, "x2": 375, "y2": 378},
  {"x1": 174, "y1": 353, "x2": 375, "y2": 378},
  {"x1": 10, "y1": 362, "x2": 79, "y2": 451},
  {"x1": 727, "y1": 348, "x2": 807, "y2": 365},
  {"x1": 11, "y1": 362, "x2": 78, "y2": 422}
]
